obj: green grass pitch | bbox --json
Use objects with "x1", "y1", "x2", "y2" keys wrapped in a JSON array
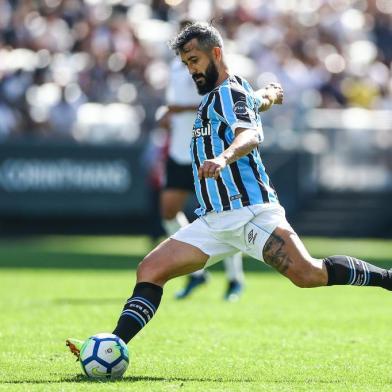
[{"x1": 0, "y1": 236, "x2": 392, "y2": 391}]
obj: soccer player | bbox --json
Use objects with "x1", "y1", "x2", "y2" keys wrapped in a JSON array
[
  {"x1": 160, "y1": 20, "x2": 282, "y2": 301},
  {"x1": 160, "y1": 20, "x2": 244, "y2": 301},
  {"x1": 67, "y1": 22, "x2": 392, "y2": 359}
]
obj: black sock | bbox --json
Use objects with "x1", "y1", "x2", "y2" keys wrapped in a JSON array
[
  {"x1": 112, "y1": 282, "x2": 163, "y2": 344},
  {"x1": 323, "y1": 255, "x2": 392, "y2": 290}
]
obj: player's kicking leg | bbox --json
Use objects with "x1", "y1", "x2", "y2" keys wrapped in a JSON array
[
  {"x1": 262, "y1": 225, "x2": 392, "y2": 290},
  {"x1": 66, "y1": 237, "x2": 209, "y2": 357},
  {"x1": 111, "y1": 238, "x2": 208, "y2": 343}
]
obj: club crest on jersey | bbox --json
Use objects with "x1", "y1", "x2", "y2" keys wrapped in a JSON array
[
  {"x1": 192, "y1": 123, "x2": 211, "y2": 138},
  {"x1": 233, "y1": 100, "x2": 248, "y2": 115}
]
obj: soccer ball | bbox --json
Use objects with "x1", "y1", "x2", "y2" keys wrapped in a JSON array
[{"x1": 79, "y1": 333, "x2": 129, "y2": 379}]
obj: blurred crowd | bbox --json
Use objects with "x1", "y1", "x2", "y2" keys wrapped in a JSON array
[{"x1": 0, "y1": 0, "x2": 391, "y2": 143}]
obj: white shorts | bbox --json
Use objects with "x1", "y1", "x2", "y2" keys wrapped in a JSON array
[{"x1": 171, "y1": 203, "x2": 292, "y2": 267}]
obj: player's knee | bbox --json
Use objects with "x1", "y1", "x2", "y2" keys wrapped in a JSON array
[
  {"x1": 137, "y1": 258, "x2": 156, "y2": 281},
  {"x1": 137, "y1": 256, "x2": 169, "y2": 285}
]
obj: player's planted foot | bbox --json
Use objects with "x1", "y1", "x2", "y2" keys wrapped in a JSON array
[
  {"x1": 224, "y1": 280, "x2": 243, "y2": 302},
  {"x1": 66, "y1": 338, "x2": 84, "y2": 360},
  {"x1": 175, "y1": 272, "x2": 209, "y2": 299}
]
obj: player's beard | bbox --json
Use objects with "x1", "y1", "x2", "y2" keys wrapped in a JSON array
[{"x1": 192, "y1": 60, "x2": 219, "y2": 95}]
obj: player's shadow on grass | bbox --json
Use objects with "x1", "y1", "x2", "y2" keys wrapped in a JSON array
[
  {"x1": 60, "y1": 374, "x2": 255, "y2": 383},
  {"x1": 2, "y1": 375, "x2": 365, "y2": 385},
  {"x1": 122, "y1": 375, "x2": 254, "y2": 383}
]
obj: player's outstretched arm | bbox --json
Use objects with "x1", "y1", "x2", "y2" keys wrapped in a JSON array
[
  {"x1": 255, "y1": 83, "x2": 284, "y2": 112},
  {"x1": 198, "y1": 128, "x2": 260, "y2": 180}
]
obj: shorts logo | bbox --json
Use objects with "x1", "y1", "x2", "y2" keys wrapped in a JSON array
[{"x1": 248, "y1": 229, "x2": 257, "y2": 245}]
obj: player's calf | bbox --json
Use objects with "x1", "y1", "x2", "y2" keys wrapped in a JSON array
[{"x1": 263, "y1": 227, "x2": 327, "y2": 288}]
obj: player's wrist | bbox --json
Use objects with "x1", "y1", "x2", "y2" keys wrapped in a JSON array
[
  {"x1": 258, "y1": 97, "x2": 273, "y2": 112},
  {"x1": 219, "y1": 153, "x2": 232, "y2": 166}
]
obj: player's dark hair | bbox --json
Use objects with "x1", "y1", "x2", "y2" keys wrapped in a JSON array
[
  {"x1": 169, "y1": 22, "x2": 223, "y2": 54},
  {"x1": 179, "y1": 18, "x2": 194, "y2": 31}
]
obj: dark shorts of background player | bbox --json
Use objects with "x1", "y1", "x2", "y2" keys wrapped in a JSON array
[{"x1": 164, "y1": 157, "x2": 194, "y2": 192}]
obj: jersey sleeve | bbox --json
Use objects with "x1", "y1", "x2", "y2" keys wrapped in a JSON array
[{"x1": 218, "y1": 86, "x2": 260, "y2": 132}]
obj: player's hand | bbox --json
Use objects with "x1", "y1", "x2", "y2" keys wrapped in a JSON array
[
  {"x1": 198, "y1": 157, "x2": 227, "y2": 180},
  {"x1": 258, "y1": 83, "x2": 284, "y2": 112},
  {"x1": 264, "y1": 82, "x2": 284, "y2": 105}
]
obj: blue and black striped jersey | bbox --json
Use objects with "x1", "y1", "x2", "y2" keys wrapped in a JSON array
[{"x1": 191, "y1": 75, "x2": 278, "y2": 216}]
